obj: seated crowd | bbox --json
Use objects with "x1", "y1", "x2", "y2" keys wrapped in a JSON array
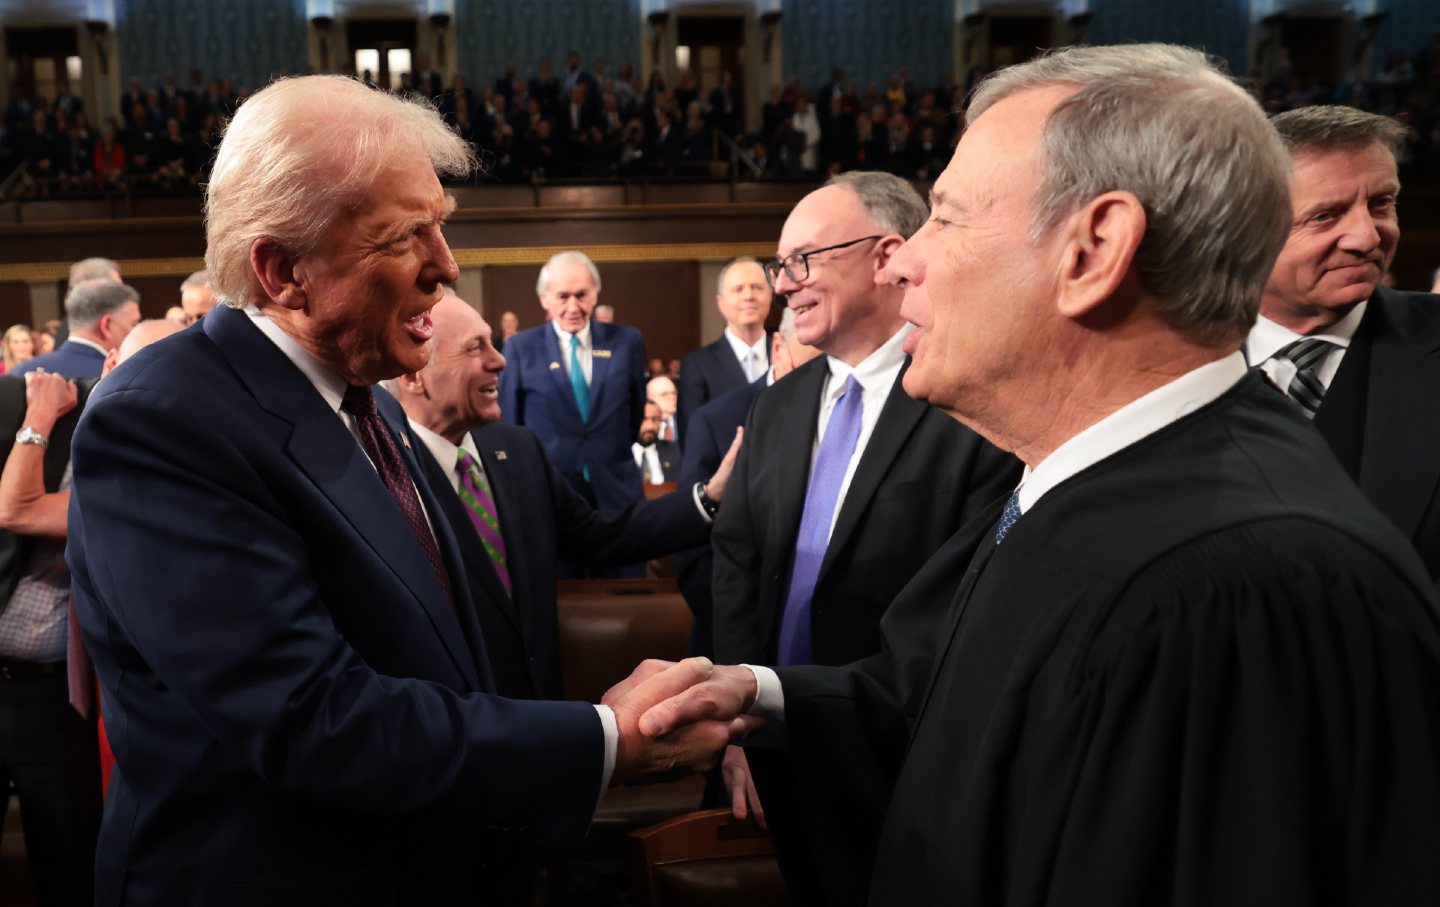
[
  {"x1": 2, "y1": 40, "x2": 1440, "y2": 907},
  {"x1": 5, "y1": 28, "x2": 1440, "y2": 199}
]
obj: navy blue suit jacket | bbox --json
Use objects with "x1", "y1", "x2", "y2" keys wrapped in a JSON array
[
  {"x1": 408, "y1": 420, "x2": 710, "y2": 701},
  {"x1": 677, "y1": 333, "x2": 771, "y2": 438},
  {"x1": 68, "y1": 305, "x2": 604, "y2": 906},
  {"x1": 498, "y1": 320, "x2": 647, "y2": 511},
  {"x1": 11, "y1": 339, "x2": 105, "y2": 378},
  {"x1": 676, "y1": 376, "x2": 765, "y2": 657}
]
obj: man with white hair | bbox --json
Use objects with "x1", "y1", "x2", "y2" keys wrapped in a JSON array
[
  {"x1": 66, "y1": 75, "x2": 739, "y2": 905},
  {"x1": 498, "y1": 250, "x2": 650, "y2": 574},
  {"x1": 13, "y1": 279, "x2": 141, "y2": 379},
  {"x1": 643, "y1": 44, "x2": 1440, "y2": 904},
  {"x1": 178, "y1": 269, "x2": 216, "y2": 324}
]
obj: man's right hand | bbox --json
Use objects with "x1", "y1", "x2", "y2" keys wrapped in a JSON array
[
  {"x1": 637, "y1": 662, "x2": 759, "y2": 737},
  {"x1": 604, "y1": 658, "x2": 762, "y2": 785}
]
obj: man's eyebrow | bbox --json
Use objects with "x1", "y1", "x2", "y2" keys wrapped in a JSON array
[{"x1": 442, "y1": 195, "x2": 458, "y2": 218}]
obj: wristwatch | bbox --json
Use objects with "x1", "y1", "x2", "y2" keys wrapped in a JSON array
[
  {"x1": 14, "y1": 426, "x2": 47, "y2": 448},
  {"x1": 696, "y1": 482, "x2": 720, "y2": 519}
]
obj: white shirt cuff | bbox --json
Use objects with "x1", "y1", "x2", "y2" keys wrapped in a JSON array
[
  {"x1": 593, "y1": 704, "x2": 617, "y2": 798},
  {"x1": 741, "y1": 664, "x2": 785, "y2": 720}
]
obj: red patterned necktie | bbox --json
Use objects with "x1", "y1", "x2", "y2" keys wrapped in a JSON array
[{"x1": 341, "y1": 385, "x2": 455, "y2": 607}]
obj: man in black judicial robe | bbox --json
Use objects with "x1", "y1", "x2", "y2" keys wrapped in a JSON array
[{"x1": 639, "y1": 44, "x2": 1440, "y2": 906}]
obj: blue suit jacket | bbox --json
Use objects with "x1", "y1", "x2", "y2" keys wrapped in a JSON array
[
  {"x1": 677, "y1": 333, "x2": 772, "y2": 438},
  {"x1": 409, "y1": 420, "x2": 711, "y2": 701},
  {"x1": 11, "y1": 339, "x2": 105, "y2": 378},
  {"x1": 498, "y1": 320, "x2": 648, "y2": 511},
  {"x1": 68, "y1": 305, "x2": 603, "y2": 906}
]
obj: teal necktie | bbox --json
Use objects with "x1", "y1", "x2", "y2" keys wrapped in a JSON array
[{"x1": 569, "y1": 333, "x2": 590, "y2": 423}]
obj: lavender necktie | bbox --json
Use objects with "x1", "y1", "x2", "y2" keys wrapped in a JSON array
[{"x1": 777, "y1": 374, "x2": 864, "y2": 666}]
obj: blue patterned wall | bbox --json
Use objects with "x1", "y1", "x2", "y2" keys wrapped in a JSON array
[
  {"x1": 1087, "y1": 0, "x2": 1251, "y2": 76},
  {"x1": 453, "y1": 0, "x2": 641, "y2": 85},
  {"x1": 117, "y1": 0, "x2": 309, "y2": 93},
  {"x1": 781, "y1": 0, "x2": 952, "y2": 93},
  {"x1": 1374, "y1": 0, "x2": 1440, "y2": 74}
]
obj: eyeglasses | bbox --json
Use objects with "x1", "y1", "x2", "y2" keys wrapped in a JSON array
[{"x1": 764, "y1": 235, "x2": 883, "y2": 289}]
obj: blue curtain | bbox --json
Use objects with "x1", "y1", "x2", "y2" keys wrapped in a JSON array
[
  {"x1": 453, "y1": 0, "x2": 641, "y2": 87},
  {"x1": 1087, "y1": 0, "x2": 1251, "y2": 76},
  {"x1": 781, "y1": 0, "x2": 952, "y2": 93},
  {"x1": 118, "y1": 0, "x2": 308, "y2": 93}
]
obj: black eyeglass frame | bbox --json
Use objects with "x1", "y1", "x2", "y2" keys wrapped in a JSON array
[{"x1": 764, "y1": 234, "x2": 884, "y2": 289}]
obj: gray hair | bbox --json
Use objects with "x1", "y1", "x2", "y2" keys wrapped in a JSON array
[
  {"x1": 205, "y1": 74, "x2": 476, "y2": 306},
  {"x1": 1270, "y1": 105, "x2": 1410, "y2": 159},
  {"x1": 825, "y1": 171, "x2": 928, "y2": 238},
  {"x1": 66, "y1": 278, "x2": 140, "y2": 330},
  {"x1": 716, "y1": 256, "x2": 764, "y2": 296},
  {"x1": 535, "y1": 250, "x2": 602, "y2": 298},
  {"x1": 969, "y1": 43, "x2": 1292, "y2": 345},
  {"x1": 180, "y1": 269, "x2": 209, "y2": 291},
  {"x1": 68, "y1": 257, "x2": 120, "y2": 291}
]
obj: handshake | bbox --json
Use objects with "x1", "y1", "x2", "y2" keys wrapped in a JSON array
[{"x1": 603, "y1": 658, "x2": 763, "y2": 785}]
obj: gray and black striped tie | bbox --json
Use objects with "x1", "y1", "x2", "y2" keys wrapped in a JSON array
[{"x1": 1273, "y1": 337, "x2": 1336, "y2": 419}]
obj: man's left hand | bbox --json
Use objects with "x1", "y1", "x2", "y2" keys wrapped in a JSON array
[{"x1": 703, "y1": 428, "x2": 744, "y2": 502}]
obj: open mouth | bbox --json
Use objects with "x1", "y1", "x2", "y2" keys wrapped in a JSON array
[
  {"x1": 404, "y1": 309, "x2": 434, "y2": 341},
  {"x1": 477, "y1": 383, "x2": 499, "y2": 398}
]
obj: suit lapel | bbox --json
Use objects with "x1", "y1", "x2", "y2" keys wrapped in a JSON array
[
  {"x1": 817, "y1": 364, "x2": 926, "y2": 582},
  {"x1": 544, "y1": 328, "x2": 586, "y2": 423},
  {"x1": 202, "y1": 306, "x2": 482, "y2": 690},
  {"x1": 588, "y1": 320, "x2": 614, "y2": 417},
  {"x1": 1357, "y1": 289, "x2": 1440, "y2": 539},
  {"x1": 709, "y1": 338, "x2": 748, "y2": 389},
  {"x1": 760, "y1": 362, "x2": 826, "y2": 646},
  {"x1": 470, "y1": 434, "x2": 541, "y2": 654}
]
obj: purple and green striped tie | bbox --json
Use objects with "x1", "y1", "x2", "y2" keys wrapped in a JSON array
[{"x1": 456, "y1": 451, "x2": 511, "y2": 596}]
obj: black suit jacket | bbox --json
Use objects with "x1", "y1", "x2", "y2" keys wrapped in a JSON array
[
  {"x1": 411, "y1": 420, "x2": 711, "y2": 700},
  {"x1": 0, "y1": 374, "x2": 94, "y2": 604},
  {"x1": 711, "y1": 354, "x2": 1020, "y2": 906},
  {"x1": 1313, "y1": 286, "x2": 1440, "y2": 580},
  {"x1": 678, "y1": 333, "x2": 771, "y2": 441},
  {"x1": 676, "y1": 376, "x2": 765, "y2": 658}
]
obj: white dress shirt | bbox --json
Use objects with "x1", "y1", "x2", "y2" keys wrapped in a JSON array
[
  {"x1": 723, "y1": 328, "x2": 768, "y2": 383},
  {"x1": 746, "y1": 351, "x2": 1251, "y2": 719},
  {"x1": 1245, "y1": 300, "x2": 1366, "y2": 397},
  {"x1": 632, "y1": 442, "x2": 666, "y2": 484},
  {"x1": 552, "y1": 320, "x2": 593, "y2": 385},
  {"x1": 811, "y1": 324, "x2": 912, "y2": 543},
  {"x1": 245, "y1": 307, "x2": 619, "y2": 795},
  {"x1": 64, "y1": 335, "x2": 109, "y2": 358},
  {"x1": 409, "y1": 420, "x2": 485, "y2": 495}
]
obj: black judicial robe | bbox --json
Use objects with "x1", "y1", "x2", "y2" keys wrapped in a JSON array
[{"x1": 776, "y1": 372, "x2": 1440, "y2": 906}]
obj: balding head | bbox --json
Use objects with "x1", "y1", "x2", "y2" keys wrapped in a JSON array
[{"x1": 102, "y1": 319, "x2": 184, "y2": 378}]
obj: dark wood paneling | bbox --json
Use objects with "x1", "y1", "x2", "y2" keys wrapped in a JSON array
[
  {"x1": 125, "y1": 275, "x2": 183, "y2": 319},
  {"x1": 0, "y1": 285, "x2": 32, "y2": 330},
  {"x1": 483, "y1": 261, "x2": 701, "y2": 365}
]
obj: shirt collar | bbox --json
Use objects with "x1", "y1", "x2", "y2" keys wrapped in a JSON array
[
  {"x1": 1017, "y1": 351, "x2": 1248, "y2": 514},
  {"x1": 551, "y1": 319, "x2": 592, "y2": 349},
  {"x1": 824, "y1": 323, "x2": 912, "y2": 393},
  {"x1": 723, "y1": 327, "x2": 767, "y2": 363},
  {"x1": 409, "y1": 419, "x2": 481, "y2": 484},
  {"x1": 244, "y1": 305, "x2": 348, "y2": 415},
  {"x1": 1246, "y1": 298, "x2": 1367, "y2": 365},
  {"x1": 65, "y1": 336, "x2": 109, "y2": 357}
]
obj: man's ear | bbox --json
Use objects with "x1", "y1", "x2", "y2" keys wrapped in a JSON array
[
  {"x1": 250, "y1": 237, "x2": 307, "y2": 311},
  {"x1": 395, "y1": 370, "x2": 427, "y2": 398},
  {"x1": 872, "y1": 234, "x2": 905, "y2": 287},
  {"x1": 1054, "y1": 191, "x2": 1146, "y2": 320}
]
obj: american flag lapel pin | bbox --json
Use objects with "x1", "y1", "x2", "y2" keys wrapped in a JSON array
[
  {"x1": 495, "y1": 451, "x2": 508, "y2": 461},
  {"x1": 400, "y1": 434, "x2": 411, "y2": 449}
]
